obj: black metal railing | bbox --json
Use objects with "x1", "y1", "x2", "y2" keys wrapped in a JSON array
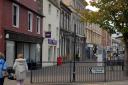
[{"x1": 30, "y1": 61, "x2": 128, "y2": 84}]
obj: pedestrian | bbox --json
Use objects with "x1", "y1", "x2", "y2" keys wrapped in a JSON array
[
  {"x1": 0, "y1": 52, "x2": 8, "y2": 85},
  {"x1": 13, "y1": 53, "x2": 28, "y2": 85}
]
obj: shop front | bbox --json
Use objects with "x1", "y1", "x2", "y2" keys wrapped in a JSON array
[{"x1": 5, "y1": 30, "x2": 43, "y2": 69}]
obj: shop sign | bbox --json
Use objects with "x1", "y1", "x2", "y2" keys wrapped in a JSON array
[
  {"x1": 45, "y1": 32, "x2": 51, "y2": 38},
  {"x1": 91, "y1": 67, "x2": 104, "y2": 74},
  {"x1": 48, "y1": 39, "x2": 57, "y2": 45}
]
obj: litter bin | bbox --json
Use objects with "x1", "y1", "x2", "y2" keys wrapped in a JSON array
[{"x1": 57, "y1": 56, "x2": 62, "y2": 65}]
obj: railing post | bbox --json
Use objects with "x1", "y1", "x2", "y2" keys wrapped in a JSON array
[
  {"x1": 104, "y1": 61, "x2": 107, "y2": 82},
  {"x1": 70, "y1": 61, "x2": 72, "y2": 82},
  {"x1": 30, "y1": 68, "x2": 32, "y2": 83},
  {"x1": 73, "y1": 24, "x2": 76, "y2": 82}
]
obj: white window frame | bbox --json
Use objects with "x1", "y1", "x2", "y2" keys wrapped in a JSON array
[
  {"x1": 36, "y1": 16, "x2": 41, "y2": 34},
  {"x1": 28, "y1": 11, "x2": 33, "y2": 32},
  {"x1": 12, "y1": 3, "x2": 19, "y2": 28}
]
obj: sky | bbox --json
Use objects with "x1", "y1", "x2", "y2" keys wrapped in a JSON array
[{"x1": 85, "y1": 0, "x2": 99, "y2": 11}]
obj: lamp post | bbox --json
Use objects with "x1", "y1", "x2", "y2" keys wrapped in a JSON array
[{"x1": 73, "y1": 24, "x2": 76, "y2": 82}]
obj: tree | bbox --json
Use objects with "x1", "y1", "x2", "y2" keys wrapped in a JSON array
[{"x1": 79, "y1": 0, "x2": 128, "y2": 75}]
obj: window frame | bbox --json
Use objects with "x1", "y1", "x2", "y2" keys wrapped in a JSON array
[
  {"x1": 28, "y1": 11, "x2": 33, "y2": 32},
  {"x1": 36, "y1": 16, "x2": 41, "y2": 34},
  {"x1": 12, "y1": 3, "x2": 19, "y2": 28}
]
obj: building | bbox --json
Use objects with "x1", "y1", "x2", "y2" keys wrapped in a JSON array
[
  {"x1": 102, "y1": 29, "x2": 111, "y2": 49},
  {"x1": 60, "y1": 1, "x2": 72, "y2": 61},
  {"x1": 85, "y1": 23, "x2": 102, "y2": 59},
  {"x1": 0, "y1": 0, "x2": 43, "y2": 67},
  {"x1": 42, "y1": 0, "x2": 60, "y2": 65},
  {"x1": 62, "y1": 0, "x2": 86, "y2": 61}
]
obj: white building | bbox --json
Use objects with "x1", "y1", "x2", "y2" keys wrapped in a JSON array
[{"x1": 42, "y1": 0, "x2": 60, "y2": 66}]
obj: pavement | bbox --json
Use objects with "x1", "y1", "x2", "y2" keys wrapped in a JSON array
[{"x1": 4, "y1": 78, "x2": 128, "y2": 85}]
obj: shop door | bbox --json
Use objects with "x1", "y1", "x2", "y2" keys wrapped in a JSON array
[{"x1": 6, "y1": 40, "x2": 15, "y2": 67}]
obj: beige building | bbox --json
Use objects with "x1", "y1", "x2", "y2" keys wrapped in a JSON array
[
  {"x1": 85, "y1": 23, "x2": 111, "y2": 60},
  {"x1": 102, "y1": 29, "x2": 111, "y2": 49},
  {"x1": 85, "y1": 23, "x2": 102, "y2": 46}
]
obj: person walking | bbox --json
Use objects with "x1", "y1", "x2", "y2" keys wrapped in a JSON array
[
  {"x1": 13, "y1": 53, "x2": 28, "y2": 85},
  {"x1": 0, "y1": 52, "x2": 7, "y2": 85}
]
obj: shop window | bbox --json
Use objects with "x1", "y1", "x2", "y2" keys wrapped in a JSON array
[
  {"x1": 35, "y1": 44, "x2": 40, "y2": 63},
  {"x1": 24, "y1": 43, "x2": 30, "y2": 63},
  {"x1": 48, "y1": 46, "x2": 53, "y2": 62},
  {"x1": 6, "y1": 41, "x2": 15, "y2": 67},
  {"x1": 54, "y1": 46, "x2": 56, "y2": 61},
  {"x1": 30, "y1": 44, "x2": 36, "y2": 63},
  {"x1": 16, "y1": 43, "x2": 24, "y2": 55}
]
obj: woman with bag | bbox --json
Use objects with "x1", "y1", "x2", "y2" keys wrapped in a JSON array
[
  {"x1": 0, "y1": 52, "x2": 8, "y2": 85},
  {"x1": 13, "y1": 53, "x2": 28, "y2": 85}
]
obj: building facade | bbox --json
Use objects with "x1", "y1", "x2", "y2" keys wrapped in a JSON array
[
  {"x1": 60, "y1": 1, "x2": 72, "y2": 61},
  {"x1": 85, "y1": 23, "x2": 102, "y2": 59},
  {"x1": 42, "y1": 0, "x2": 60, "y2": 65},
  {"x1": 102, "y1": 29, "x2": 111, "y2": 49},
  {"x1": 62, "y1": 0, "x2": 86, "y2": 61},
  {"x1": 0, "y1": 0, "x2": 43, "y2": 67}
]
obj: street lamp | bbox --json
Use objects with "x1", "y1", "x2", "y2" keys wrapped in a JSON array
[{"x1": 73, "y1": 24, "x2": 76, "y2": 81}]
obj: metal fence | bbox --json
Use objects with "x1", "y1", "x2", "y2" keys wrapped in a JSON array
[{"x1": 30, "y1": 61, "x2": 128, "y2": 84}]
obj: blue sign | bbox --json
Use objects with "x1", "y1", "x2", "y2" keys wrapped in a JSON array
[
  {"x1": 48, "y1": 39, "x2": 57, "y2": 45},
  {"x1": 45, "y1": 32, "x2": 51, "y2": 38}
]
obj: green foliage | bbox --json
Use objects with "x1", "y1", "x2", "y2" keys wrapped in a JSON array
[{"x1": 80, "y1": 0, "x2": 128, "y2": 37}]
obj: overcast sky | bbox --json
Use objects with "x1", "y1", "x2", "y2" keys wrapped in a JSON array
[{"x1": 85, "y1": 0, "x2": 99, "y2": 11}]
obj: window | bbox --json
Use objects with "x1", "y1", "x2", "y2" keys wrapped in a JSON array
[
  {"x1": 56, "y1": 27, "x2": 58, "y2": 36},
  {"x1": 64, "y1": 13, "x2": 66, "y2": 29},
  {"x1": 60, "y1": 11, "x2": 64, "y2": 28},
  {"x1": 48, "y1": 4, "x2": 51, "y2": 14},
  {"x1": 57, "y1": 10, "x2": 59, "y2": 17},
  {"x1": 36, "y1": 16, "x2": 41, "y2": 34},
  {"x1": 48, "y1": 24, "x2": 51, "y2": 32},
  {"x1": 12, "y1": 3, "x2": 19, "y2": 27},
  {"x1": 28, "y1": 12, "x2": 33, "y2": 31},
  {"x1": 48, "y1": 46, "x2": 53, "y2": 62}
]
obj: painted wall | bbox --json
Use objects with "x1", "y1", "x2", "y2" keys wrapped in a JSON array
[
  {"x1": 42, "y1": 0, "x2": 60, "y2": 65},
  {"x1": 0, "y1": 0, "x2": 43, "y2": 54},
  {"x1": 2, "y1": 0, "x2": 43, "y2": 37},
  {"x1": 0, "y1": 0, "x2": 4, "y2": 53}
]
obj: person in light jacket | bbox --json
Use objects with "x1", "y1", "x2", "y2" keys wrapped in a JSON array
[{"x1": 13, "y1": 53, "x2": 28, "y2": 85}]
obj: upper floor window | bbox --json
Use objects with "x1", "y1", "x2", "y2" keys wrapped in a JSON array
[
  {"x1": 56, "y1": 27, "x2": 59, "y2": 36},
  {"x1": 48, "y1": 24, "x2": 51, "y2": 32},
  {"x1": 48, "y1": 4, "x2": 51, "y2": 14},
  {"x1": 28, "y1": 11, "x2": 33, "y2": 31},
  {"x1": 36, "y1": 16, "x2": 41, "y2": 34},
  {"x1": 57, "y1": 10, "x2": 59, "y2": 17},
  {"x1": 12, "y1": 3, "x2": 19, "y2": 27}
]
